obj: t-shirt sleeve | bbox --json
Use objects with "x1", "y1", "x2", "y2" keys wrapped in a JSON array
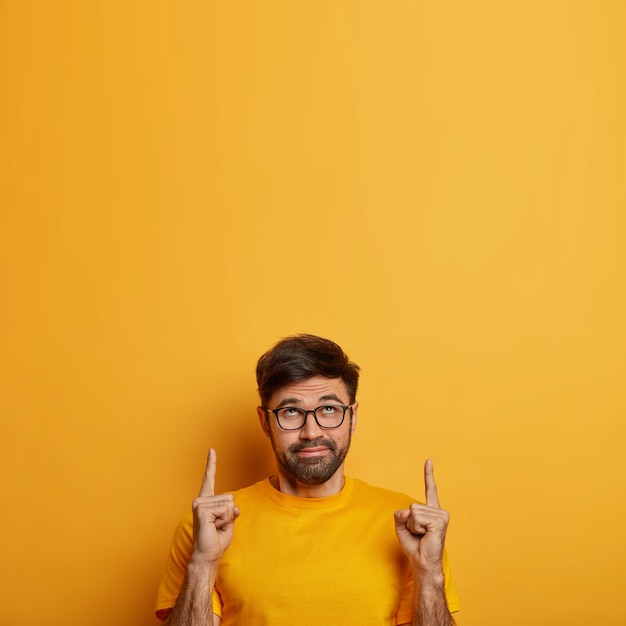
[
  {"x1": 394, "y1": 547, "x2": 460, "y2": 624},
  {"x1": 442, "y1": 548, "x2": 461, "y2": 613},
  {"x1": 212, "y1": 587, "x2": 223, "y2": 618},
  {"x1": 155, "y1": 513, "x2": 194, "y2": 621}
]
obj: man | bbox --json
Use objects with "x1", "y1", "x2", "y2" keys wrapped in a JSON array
[{"x1": 156, "y1": 334, "x2": 460, "y2": 625}]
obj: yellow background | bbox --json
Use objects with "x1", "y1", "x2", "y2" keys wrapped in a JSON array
[{"x1": 1, "y1": 2, "x2": 625, "y2": 625}]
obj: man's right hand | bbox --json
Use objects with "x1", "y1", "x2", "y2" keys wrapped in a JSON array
[{"x1": 190, "y1": 448, "x2": 240, "y2": 566}]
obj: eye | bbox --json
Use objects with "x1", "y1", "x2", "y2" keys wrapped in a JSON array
[
  {"x1": 320, "y1": 405, "x2": 339, "y2": 414},
  {"x1": 281, "y1": 407, "x2": 302, "y2": 417}
]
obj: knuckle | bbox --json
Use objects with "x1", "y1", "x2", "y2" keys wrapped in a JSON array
[{"x1": 192, "y1": 494, "x2": 235, "y2": 514}]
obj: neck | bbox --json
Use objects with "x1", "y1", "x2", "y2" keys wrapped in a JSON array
[{"x1": 271, "y1": 467, "x2": 346, "y2": 498}]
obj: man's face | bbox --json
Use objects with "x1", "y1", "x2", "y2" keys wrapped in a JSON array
[{"x1": 258, "y1": 376, "x2": 358, "y2": 486}]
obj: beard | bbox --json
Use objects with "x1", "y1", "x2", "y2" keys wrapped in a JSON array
[{"x1": 269, "y1": 426, "x2": 352, "y2": 486}]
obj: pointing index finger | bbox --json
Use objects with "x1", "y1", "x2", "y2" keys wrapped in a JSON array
[
  {"x1": 424, "y1": 458, "x2": 441, "y2": 508},
  {"x1": 199, "y1": 448, "x2": 216, "y2": 497}
]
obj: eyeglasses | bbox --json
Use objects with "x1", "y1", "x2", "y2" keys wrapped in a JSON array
[{"x1": 264, "y1": 404, "x2": 351, "y2": 431}]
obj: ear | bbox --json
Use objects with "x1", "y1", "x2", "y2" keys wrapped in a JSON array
[
  {"x1": 257, "y1": 406, "x2": 271, "y2": 438},
  {"x1": 350, "y1": 401, "x2": 358, "y2": 434}
]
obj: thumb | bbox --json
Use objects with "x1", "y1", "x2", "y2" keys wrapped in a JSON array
[
  {"x1": 214, "y1": 505, "x2": 241, "y2": 530},
  {"x1": 394, "y1": 509, "x2": 410, "y2": 529}
]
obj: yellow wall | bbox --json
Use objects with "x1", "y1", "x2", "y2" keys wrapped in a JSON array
[{"x1": 2, "y1": 2, "x2": 625, "y2": 624}]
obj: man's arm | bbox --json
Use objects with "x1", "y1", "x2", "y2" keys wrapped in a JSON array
[
  {"x1": 163, "y1": 561, "x2": 219, "y2": 626},
  {"x1": 164, "y1": 449, "x2": 238, "y2": 626},
  {"x1": 395, "y1": 460, "x2": 455, "y2": 626}
]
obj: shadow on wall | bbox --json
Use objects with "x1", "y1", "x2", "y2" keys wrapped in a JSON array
[
  {"x1": 217, "y1": 413, "x2": 276, "y2": 492},
  {"x1": 182, "y1": 400, "x2": 276, "y2": 494}
]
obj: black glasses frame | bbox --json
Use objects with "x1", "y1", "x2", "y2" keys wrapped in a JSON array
[{"x1": 264, "y1": 404, "x2": 351, "y2": 431}]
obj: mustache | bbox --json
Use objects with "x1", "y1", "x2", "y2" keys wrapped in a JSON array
[{"x1": 289, "y1": 438, "x2": 337, "y2": 454}]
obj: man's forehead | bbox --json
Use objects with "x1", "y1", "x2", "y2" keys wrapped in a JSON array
[{"x1": 270, "y1": 376, "x2": 348, "y2": 403}]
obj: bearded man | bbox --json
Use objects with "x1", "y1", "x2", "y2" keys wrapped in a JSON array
[{"x1": 156, "y1": 334, "x2": 460, "y2": 625}]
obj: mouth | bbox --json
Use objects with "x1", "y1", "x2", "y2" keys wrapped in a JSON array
[{"x1": 295, "y1": 446, "x2": 330, "y2": 457}]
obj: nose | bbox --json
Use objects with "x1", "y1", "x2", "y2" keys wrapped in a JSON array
[{"x1": 300, "y1": 410, "x2": 323, "y2": 440}]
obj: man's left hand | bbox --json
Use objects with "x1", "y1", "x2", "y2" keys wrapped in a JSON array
[{"x1": 394, "y1": 459, "x2": 450, "y2": 574}]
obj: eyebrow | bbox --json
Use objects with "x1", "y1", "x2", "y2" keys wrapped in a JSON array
[{"x1": 275, "y1": 393, "x2": 346, "y2": 409}]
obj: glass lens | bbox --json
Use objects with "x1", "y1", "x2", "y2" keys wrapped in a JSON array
[
  {"x1": 276, "y1": 407, "x2": 306, "y2": 429},
  {"x1": 314, "y1": 405, "x2": 345, "y2": 427}
]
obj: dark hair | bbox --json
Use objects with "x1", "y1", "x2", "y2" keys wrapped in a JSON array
[{"x1": 256, "y1": 334, "x2": 360, "y2": 406}]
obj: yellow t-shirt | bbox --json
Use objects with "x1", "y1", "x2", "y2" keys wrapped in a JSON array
[{"x1": 156, "y1": 478, "x2": 460, "y2": 625}]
